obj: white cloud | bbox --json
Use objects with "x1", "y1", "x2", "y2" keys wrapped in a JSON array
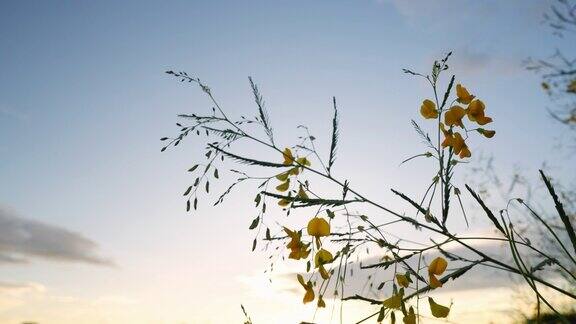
[{"x1": 0, "y1": 205, "x2": 112, "y2": 266}]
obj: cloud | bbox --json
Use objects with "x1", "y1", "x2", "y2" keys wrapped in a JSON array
[
  {"x1": 0, "y1": 281, "x2": 45, "y2": 294},
  {"x1": 377, "y1": 0, "x2": 495, "y2": 25},
  {"x1": 449, "y1": 47, "x2": 523, "y2": 76},
  {"x1": 0, "y1": 281, "x2": 45, "y2": 313},
  {"x1": 0, "y1": 206, "x2": 112, "y2": 266},
  {"x1": 0, "y1": 281, "x2": 141, "y2": 323},
  {"x1": 269, "y1": 239, "x2": 526, "y2": 301}
]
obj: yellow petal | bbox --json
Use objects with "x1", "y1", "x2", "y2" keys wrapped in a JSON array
[
  {"x1": 314, "y1": 249, "x2": 334, "y2": 267},
  {"x1": 478, "y1": 129, "x2": 496, "y2": 138},
  {"x1": 441, "y1": 133, "x2": 454, "y2": 148},
  {"x1": 453, "y1": 133, "x2": 467, "y2": 154},
  {"x1": 276, "y1": 179, "x2": 290, "y2": 192},
  {"x1": 278, "y1": 198, "x2": 290, "y2": 207},
  {"x1": 297, "y1": 274, "x2": 306, "y2": 288},
  {"x1": 444, "y1": 105, "x2": 466, "y2": 128},
  {"x1": 476, "y1": 115, "x2": 493, "y2": 125},
  {"x1": 456, "y1": 84, "x2": 474, "y2": 104},
  {"x1": 429, "y1": 274, "x2": 443, "y2": 288},
  {"x1": 275, "y1": 171, "x2": 290, "y2": 181},
  {"x1": 420, "y1": 99, "x2": 438, "y2": 119},
  {"x1": 307, "y1": 217, "x2": 330, "y2": 237},
  {"x1": 466, "y1": 99, "x2": 492, "y2": 125},
  {"x1": 282, "y1": 148, "x2": 295, "y2": 165},
  {"x1": 289, "y1": 167, "x2": 300, "y2": 175},
  {"x1": 296, "y1": 157, "x2": 311, "y2": 166},
  {"x1": 403, "y1": 306, "x2": 416, "y2": 324},
  {"x1": 395, "y1": 274, "x2": 410, "y2": 288},
  {"x1": 428, "y1": 257, "x2": 447, "y2": 275},
  {"x1": 303, "y1": 287, "x2": 315, "y2": 304},
  {"x1": 428, "y1": 297, "x2": 450, "y2": 318},
  {"x1": 319, "y1": 264, "x2": 330, "y2": 280},
  {"x1": 297, "y1": 185, "x2": 309, "y2": 199},
  {"x1": 382, "y1": 291, "x2": 403, "y2": 309},
  {"x1": 458, "y1": 146, "x2": 471, "y2": 159},
  {"x1": 317, "y1": 295, "x2": 326, "y2": 308}
]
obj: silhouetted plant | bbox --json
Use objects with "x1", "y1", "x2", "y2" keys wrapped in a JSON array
[
  {"x1": 162, "y1": 54, "x2": 576, "y2": 323},
  {"x1": 526, "y1": 0, "x2": 576, "y2": 129}
]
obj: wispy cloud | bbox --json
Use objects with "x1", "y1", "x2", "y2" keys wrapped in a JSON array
[
  {"x1": 0, "y1": 281, "x2": 45, "y2": 313},
  {"x1": 449, "y1": 47, "x2": 523, "y2": 76},
  {"x1": 0, "y1": 281, "x2": 140, "y2": 323},
  {"x1": 0, "y1": 206, "x2": 112, "y2": 266},
  {"x1": 268, "y1": 240, "x2": 518, "y2": 301}
]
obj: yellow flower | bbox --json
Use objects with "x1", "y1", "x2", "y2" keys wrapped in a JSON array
[
  {"x1": 420, "y1": 99, "x2": 438, "y2": 119},
  {"x1": 296, "y1": 157, "x2": 311, "y2": 167},
  {"x1": 276, "y1": 179, "x2": 290, "y2": 192},
  {"x1": 307, "y1": 217, "x2": 330, "y2": 237},
  {"x1": 456, "y1": 84, "x2": 475, "y2": 104},
  {"x1": 444, "y1": 105, "x2": 466, "y2": 128},
  {"x1": 477, "y1": 128, "x2": 496, "y2": 138},
  {"x1": 275, "y1": 171, "x2": 290, "y2": 181},
  {"x1": 284, "y1": 228, "x2": 311, "y2": 260},
  {"x1": 278, "y1": 198, "x2": 291, "y2": 207},
  {"x1": 318, "y1": 265, "x2": 330, "y2": 279},
  {"x1": 382, "y1": 289, "x2": 404, "y2": 309},
  {"x1": 297, "y1": 185, "x2": 309, "y2": 199},
  {"x1": 282, "y1": 148, "x2": 295, "y2": 165},
  {"x1": 395, "y1": 273, "x2": 410, "y2": 288},
  {"x1": 428, "y1": 257, "x2": 447, "y2": 288},
  {"x1": 442, "y1": 131, "x2": 471, "y2": 159},
  {"x1": 315, "y1": 249, "x2": 333, "y2": 267},
  {"x1": 317, "y1": 295, "x2": 326, "y2": 308},
  {"x1": 403, "y1": 306, "x2": 416, "y2": 324},
  {"x1": 466, "y1": 99, "x2": 492, "y2": 125},
  {"x1": 440, "y1": 123, "x2": 453, "y2": 148},
  {"x1": 428, "y1": 297, "x2": 450, "y2": 318},
  {"x1": 315, "y1": 249, "x2": 333, "y2": 279},
  {"x1": 289, "y1": 167, "x2": 300, "y2": 176},
  {"x1": 297, "y1": 274, "x2": 315, "y2": 304}
]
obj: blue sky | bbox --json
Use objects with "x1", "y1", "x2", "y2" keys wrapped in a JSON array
[{"x1": 1, "y1": 0, "x2": 575, "y2": 323}]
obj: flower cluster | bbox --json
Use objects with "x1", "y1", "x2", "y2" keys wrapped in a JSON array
[
  {"x1": 283, "y1": 227, "x2": 310, "y2": 260},
  {"x1": 276, "y1": 149, "x2": 333, "y2": 307},
  {"x1": 379, "y1": 257, "x2": 450, "y2": 322},
  {"x1": 428, "y1": 256, "x2": 447, "y2": 288},
  {"x1": 275, "y1": 148, "x2": 311, "y2": 206},
  {"x1": 420, "y1": 84, "x2": 495, "y2": 159}
]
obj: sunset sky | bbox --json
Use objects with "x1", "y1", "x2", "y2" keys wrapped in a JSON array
[{"x1": 1, "y1": 0, "x2": 575, "y2": 323}]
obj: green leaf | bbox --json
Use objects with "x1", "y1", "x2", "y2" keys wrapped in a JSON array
[
  {"x1": 328, "y1": 97, "x2": 339, "y2": 173},
  {"x1": 183, "y1": 186, "x2": 192, "y2": 196},
  {"x1": 265, "y1": 228, "x2": 271, "y2": 240},
  {"x1": 327, "y1": 209, "x2": 335, "y2": 219},
  {"x1": 377, "y1": 306, "x2": 385, "y2": 322},
  {"x1": 465, "y1": 185, "x2": 506, "y2": 235},
  {"x1": 188, "y1": 165, "x2": 199, "y2": 172},
  {"x1": 249, "y1": 216, "x2": 260, "y2": 230}
]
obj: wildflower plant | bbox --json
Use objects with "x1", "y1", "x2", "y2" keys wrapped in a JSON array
[{"x1": 161, "y1": 53, "x2": 576, "y2": 323}]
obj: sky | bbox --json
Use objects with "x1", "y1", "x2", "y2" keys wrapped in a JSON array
[{"x1": 1, "y1": 0, "x2": 575, "y2": 323}]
